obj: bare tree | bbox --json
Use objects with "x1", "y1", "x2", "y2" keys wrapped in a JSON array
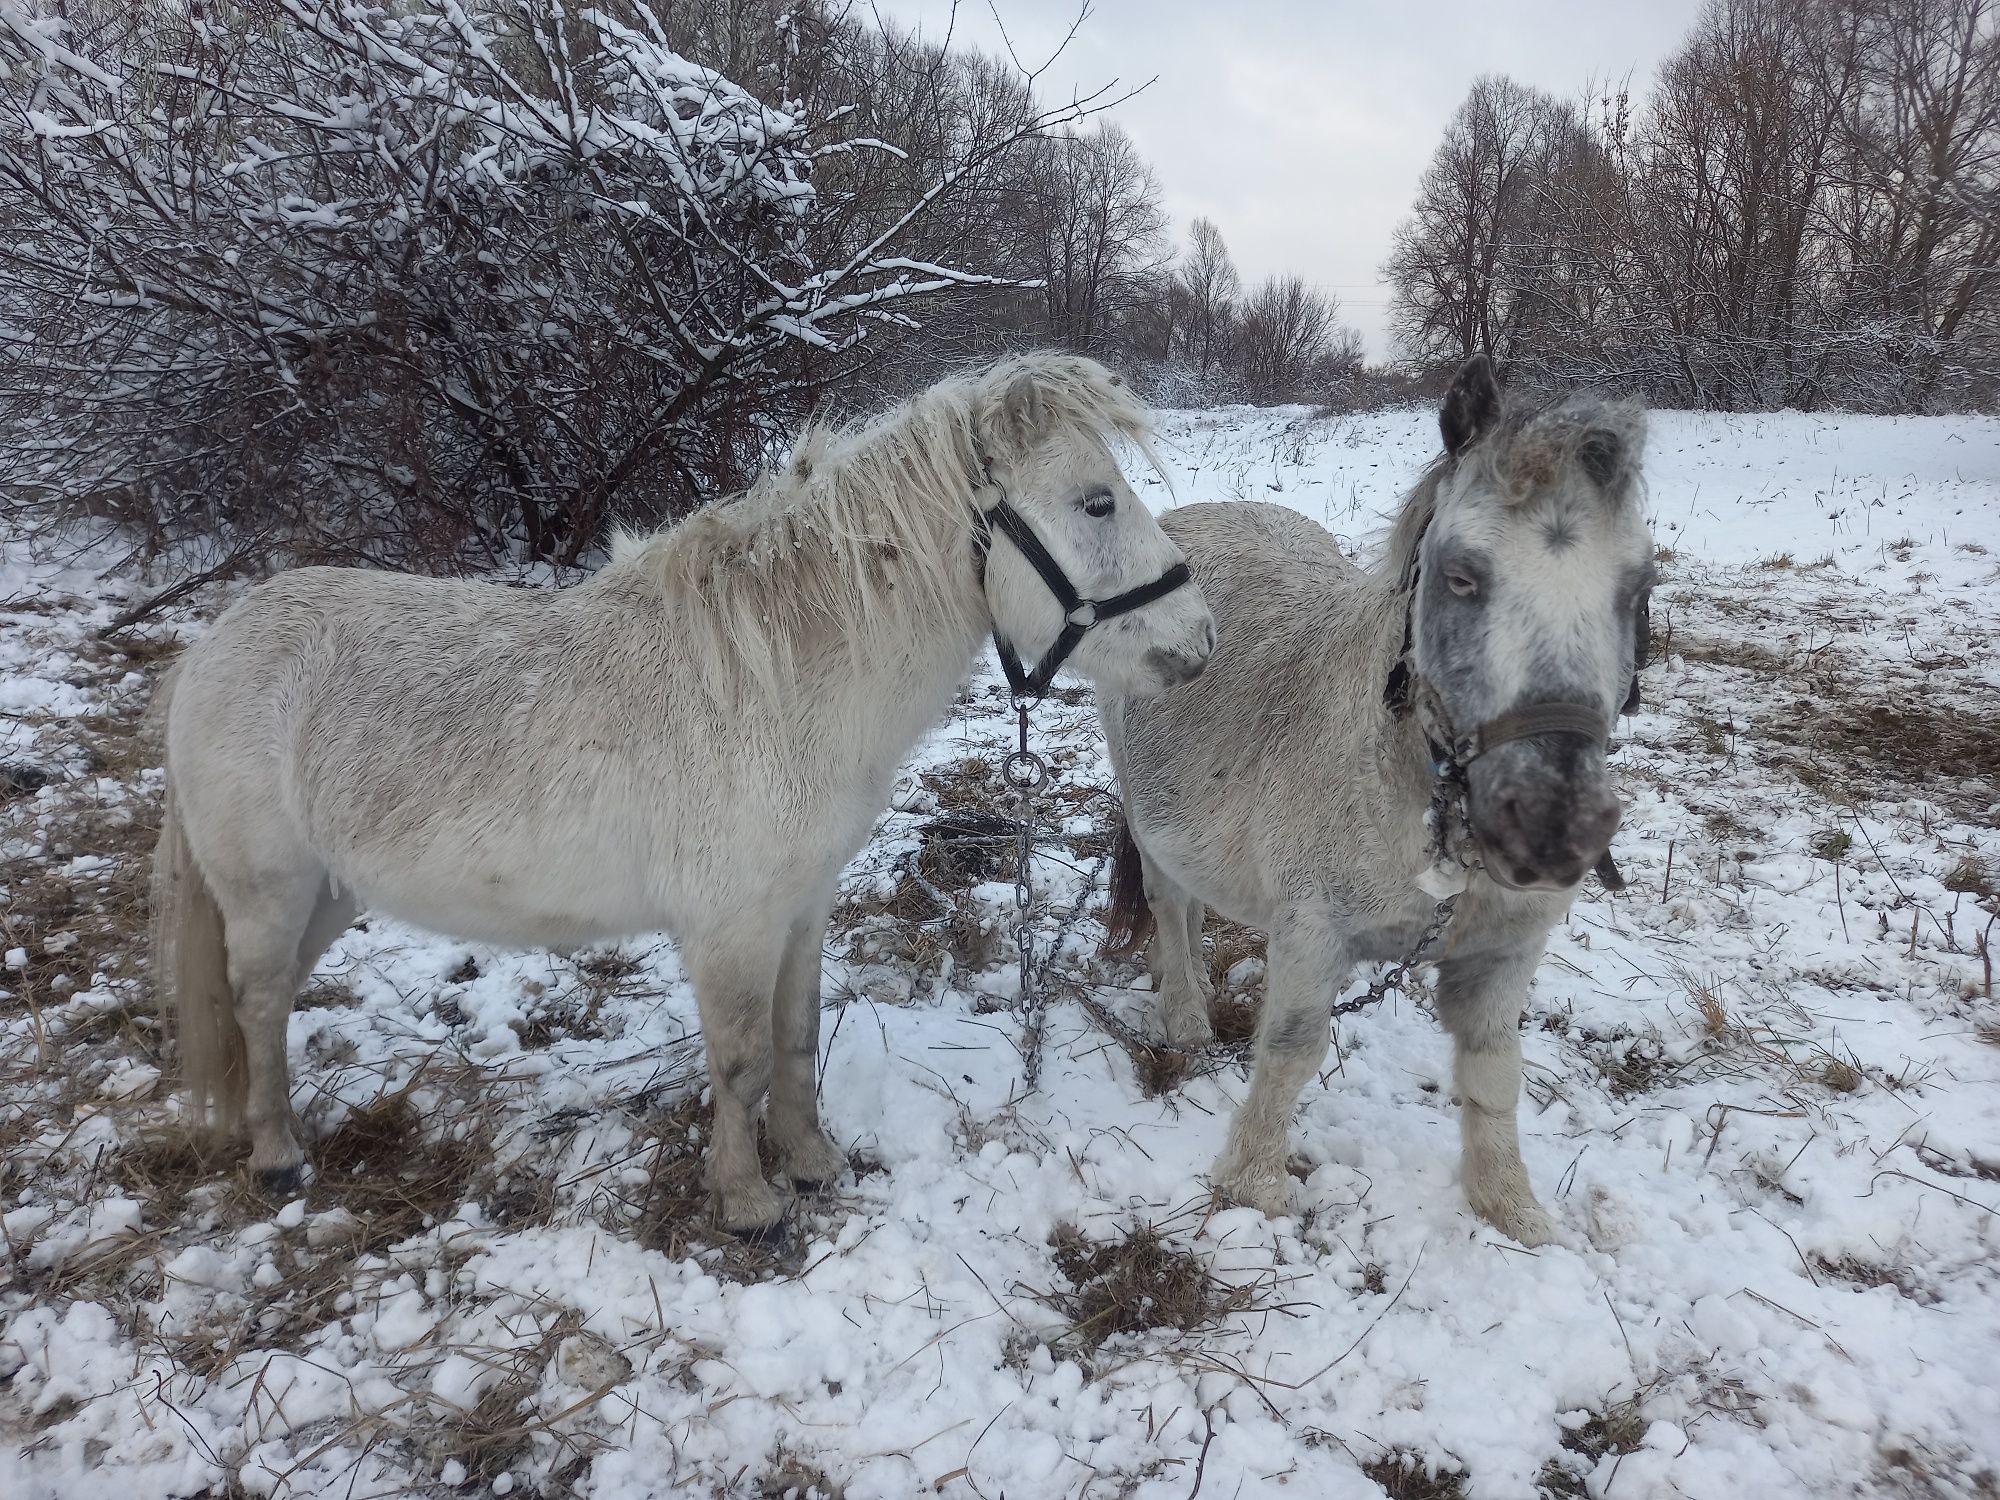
[
  {"x1": 1383, "y1": 76, "x2": 1581, "y2": 371},
  {"x1": 0, "y1": 0, "x2": 1120, "y2": 572},
  {"x1": 1233, "y1": 276, "x2": 1364, "y2": 403},
  {"x1": 1380, "y1": 0, "x2": 1998, "y2": 410},
  {"x1": 1619, "y1": 0, "x2": 1862, "y2": 407},
  {"x1": 1823, "y1": 0, "x2": 2000, "y2": 403},
  {"x1": 1026, "y1": 122, "x2": 1171, "y2": 354},
  {"x1": 1177, "y1": 216, "x2": 1241, "y2": 379}
]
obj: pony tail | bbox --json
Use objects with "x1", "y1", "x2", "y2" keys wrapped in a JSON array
[
  {"x1": 153, "y1": 781, "x2": 246, "y2": 1136},
  {"x1": 1099, "y1": 809, "x2": 1156, "y2": 958}
]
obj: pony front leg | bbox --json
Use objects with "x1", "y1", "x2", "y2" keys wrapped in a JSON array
[
  {"x1": 765, "y1": 897, "x2": 845, "y2": 1187},
  {"x1": 687, "y1": 939, "x2": 787, "y2": 1232},
  {"x1": 1437, "y1": 947, "x2": 1555, "y2": 1246},
  {"x1": 1213, "y1": 923, "x2": 1348, "y2": 1216}
]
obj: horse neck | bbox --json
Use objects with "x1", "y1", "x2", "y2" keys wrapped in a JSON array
[
  {"x1": 1356, "y1": 575, "x2": 1437, "y2": 823},
  {"x1": 794, "y1": 507, "x2": 992, "y2": 761}
]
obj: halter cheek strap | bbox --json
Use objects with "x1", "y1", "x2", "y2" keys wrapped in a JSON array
[{"x1": 972, "y1": 472, "x2": 1194, "y2": 701}]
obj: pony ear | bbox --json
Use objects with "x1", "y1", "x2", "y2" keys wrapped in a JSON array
[
  {"x1": 977, "y1": 368, "x2": 1048, "y2": 456},
  {"x1": 1440, "y1": 355, "x2": 1500, "y2": 456},
  {"x1": 1577, "y1": 427, "x2": 1624, "y2": 490}
]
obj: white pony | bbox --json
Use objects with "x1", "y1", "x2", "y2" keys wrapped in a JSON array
[{"x1": 153, "y1": 353, "x2": 1215, "y2": 1230}]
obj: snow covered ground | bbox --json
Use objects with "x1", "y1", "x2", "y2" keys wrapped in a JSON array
[{"x1": 3, "y1": 405, "x2": 1997, "y2": 1500}]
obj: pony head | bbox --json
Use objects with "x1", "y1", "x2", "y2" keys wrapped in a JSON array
[
  {"x1": 1401, "y1": 356, "x2": 1654, "y2": 889},
  {"x1": 971, "y1": 353, "x2": 1215, "y2": 697}
]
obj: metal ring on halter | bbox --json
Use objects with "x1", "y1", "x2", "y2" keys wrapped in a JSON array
[{"x1": 1002, "y1": 749, "x2": 1049, "y2": 792}]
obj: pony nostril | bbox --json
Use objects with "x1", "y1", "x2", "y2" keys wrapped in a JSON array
[
  {"x1": 1200, "y1": 619, "x2": 1216, "y2": 654},
  {"x1": 1576, "y1": 792, "x2": 1622, "y2": 852}
]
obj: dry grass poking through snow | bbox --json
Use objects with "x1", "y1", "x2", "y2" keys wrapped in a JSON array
[
  {"x1": 1040, "y1": 1220, "x2": 1258, "y2": 1354},
  {"x1": 6, "y1": 415, "x2": 2000, "y2": 1500}
]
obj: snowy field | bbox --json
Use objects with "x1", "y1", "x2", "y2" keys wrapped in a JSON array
[{"x1": 3, "y1": 405, "x2": 1998, "y2": 1500}]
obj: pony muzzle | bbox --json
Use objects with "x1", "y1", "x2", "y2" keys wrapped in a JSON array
[{"x1": 1466, "y1": 741, "x2": 1622, "y2": 890}]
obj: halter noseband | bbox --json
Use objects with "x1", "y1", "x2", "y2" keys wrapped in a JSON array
[
  {"x1": 1418, "y1": 693, "x2": 1612, "y2": 770},
  {"x1": 972, "y1": 462, "x2": 1194, "y2": 700}
]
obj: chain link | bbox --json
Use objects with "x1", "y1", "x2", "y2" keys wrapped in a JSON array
[
  {"x1": 1332, "y1": 893, "x2": 1458, "y2": 1018},
  {"x1": 1003, "y1": 702, "x2": 1051, "y2": 1089}
]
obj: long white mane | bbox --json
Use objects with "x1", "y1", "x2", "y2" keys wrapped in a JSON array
[{"x1": 612, "y1": 352, "x2": 1154, "y2": 698}]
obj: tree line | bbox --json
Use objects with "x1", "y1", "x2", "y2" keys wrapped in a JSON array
[
  {"x1": 1384, "y1": 0, "x2": 2000, "y2": 411},
  {"x1": 5, "y1": 0, "x2": 1985, "y2": 580},
  {"x1": 0, "y1": 0, "x2": 1357, "y2": 576}
]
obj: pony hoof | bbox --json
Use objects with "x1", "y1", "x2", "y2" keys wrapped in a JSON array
[
  {"x1": 1484, "y1": 1201, "x2": 1557, "y2": 1248},
  {"x1": 779, "y1": 1132, "x2": 848, "y2": 1189},
  {"x1": 1159, "y1": 992, "x2": 1215, "y2": 1049},
  {"x1": 1214, "y1": 1159, "x2": 1294, "y2": 1219},
  {"x1": 255, "y1": 1165, "x2": 306, "y2": 1197},
  {"x1": 713, "y1": 1179, "x2": 787, "y2": 1235}
]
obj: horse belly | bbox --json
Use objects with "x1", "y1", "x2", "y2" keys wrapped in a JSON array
[
  {"x1": 1134, "y1": 800, "x2": 1274, "y2": 929},
  {"x1": 342, "y1": 844, "x2": 664, "y2": 952}
]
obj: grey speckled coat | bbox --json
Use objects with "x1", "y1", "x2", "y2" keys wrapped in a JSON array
[{"x1": 1102, "y1": 358, "x2": 1654, "y2": 1245}]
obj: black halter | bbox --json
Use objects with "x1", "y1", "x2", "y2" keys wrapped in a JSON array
[
  {"x1": 972, "y1": 476, "x2": 1194, "y2": 701},
  {"x1": 1383, "y1": 516, "x2": 1644, "y2": 893}
]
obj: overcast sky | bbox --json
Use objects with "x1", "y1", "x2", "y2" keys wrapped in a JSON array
[{"x1": 872, "y1": 0, "x2": 1705, "y2": 357}]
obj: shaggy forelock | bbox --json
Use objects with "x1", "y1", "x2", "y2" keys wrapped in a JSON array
[
  {"x1": 1463, "y1": 394, "x2": 1647, "y2": 507},
  {"x1": 1381, "y1": 391, "x2": 1647, "y2": 588}
]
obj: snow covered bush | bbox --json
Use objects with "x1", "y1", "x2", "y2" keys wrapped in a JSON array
[{"x1": 0, "y1": 0, "x2": 1069, "y2": 569}]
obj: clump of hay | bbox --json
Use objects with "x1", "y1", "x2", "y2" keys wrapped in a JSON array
[
  {"x1": 1363, "y1": 1453, "x2": 1469, "y2": 1499},
  {"x1": 1041, "y1": 1221, "x2": 1251, "y2": 1352},
  {"x1": 1536, "y1": 1399, "x2": 1649, "y2": 1496}
]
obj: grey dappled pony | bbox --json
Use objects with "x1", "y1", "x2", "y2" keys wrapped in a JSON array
[
  {"x1": 1101, "y1": 356, "x2": 1653, "y2": 1245},
  {"x1": 153, "y1": 352, "x2": 1215, "y2": 1231}
]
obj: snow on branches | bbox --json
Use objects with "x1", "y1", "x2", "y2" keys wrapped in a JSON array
[{"x1": 0, "y1": 0, "x2": 1087, "y2": 567}]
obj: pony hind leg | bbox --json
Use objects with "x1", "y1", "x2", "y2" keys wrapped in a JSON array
[
  {"x1": 684, "y1": 930, "x2": 788, "y2": 1232},
  {"x1": 1136, "y1": 852, "x2": 1213, "y2": 1047},
  {"x1": 208, "y1": 859, "x2": 326, "y2": 1192},
  {"x1": 1436, "y1": 947, "x2": 1555, "y2": 1246},
  {"x1": 765, "y1": 893, "x2": 846, "y2": 1187}
]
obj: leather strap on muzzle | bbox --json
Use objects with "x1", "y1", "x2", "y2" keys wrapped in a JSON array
[
  {"x1": 1458, "y1": 701, "x2": 1609, "y2": 764},
  {"x1": 1412, "y1": 686, "x2": 1628, "y2": 891}
]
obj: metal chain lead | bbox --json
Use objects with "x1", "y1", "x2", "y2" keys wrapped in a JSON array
[
  {"x1": 1331, "y1": 751, "x2": 1474, "y2": 1019},
  {"x1": 1001, "y1": 701, "x2": 1050, "y2": 1089},
  {"x1": 1333, "y1": 893, "x2": 1457, "y2": 1018},
  {"x1": 1002, "y1": 701, "x2": 1471, "y2": 1061}
]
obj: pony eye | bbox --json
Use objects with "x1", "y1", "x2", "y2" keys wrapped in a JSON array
[
  {"x1": 1082, "y1": 489, "x2": 1116, "y2": 519},
  {"x1": 1447, "y1": 571, "x2": 1479, "y2": 598}
]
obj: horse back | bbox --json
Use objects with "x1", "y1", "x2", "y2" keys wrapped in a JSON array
[{"x1": 1106, "y1": 502, "x2": 1411, "y2": 927}]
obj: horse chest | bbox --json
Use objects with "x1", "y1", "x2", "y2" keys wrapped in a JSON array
[{"x1": 1345, "y1": 914, "x2": 1436, "y2": 964}]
